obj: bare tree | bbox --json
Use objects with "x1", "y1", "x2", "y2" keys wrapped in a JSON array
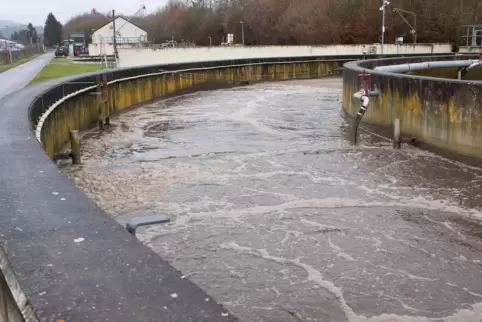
[{"x1": 62, "y1": 0, "x2": 477, "y2": 46}]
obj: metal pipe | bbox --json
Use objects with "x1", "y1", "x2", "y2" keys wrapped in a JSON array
[
  {"x1": 240, "y1": 21, "x2": 245, "y2": 46},
  {"x1": 353, "y1": 89, "x2": 374, "y2": 145},
  {"x1": 374, "y1": 60, "x2": 477, "y2": 73},
  {"x1": 381, "y1": 5, "x2": 386, "y2": 55},
  {"x1": 460, "y1": 61, "x2": 482, "y2": 79}
]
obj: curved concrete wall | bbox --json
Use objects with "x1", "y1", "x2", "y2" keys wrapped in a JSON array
[
  {"x1": 0, "y1": 55, "x2": 356, "y2": 321},
  {"x1": 37, "y1": 58, "x2": 346, "y2": 157},
  {"x1": 342, "y1": 54, "x2": 482, "y2": 161}
]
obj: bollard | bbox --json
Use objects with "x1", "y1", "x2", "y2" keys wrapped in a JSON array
[
  {"x1": 105, "y1": 116, "x2": 110, "y2": 126},
  {"x1": 98, "y1": 119, "x2": 104, "y2": 130},
  {"x1": 393, "y1": 118, "x2": 401, "y2": 149},
  {"x1": 70, "y1": 130, "x2": 81, "y2": 164}
]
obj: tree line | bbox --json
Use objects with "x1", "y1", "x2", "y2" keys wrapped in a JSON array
[
  {"x1": 10, "y1": 23, "x2": 38, "y2": 44},
  {"x1": 56, "y1": 0, "x2": 482, "y2": 47}
]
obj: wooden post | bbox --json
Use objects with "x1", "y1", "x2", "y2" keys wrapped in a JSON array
[
  {"x1": 393, "y1": 118, "x2": 401, "y2": 149},
  {"x1": 70, "y1": 130, "x2": 81, "y2": 164}
]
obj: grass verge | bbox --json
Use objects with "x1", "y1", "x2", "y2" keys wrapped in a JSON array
[
  {"x1": 29, "y1": 58, "x2": 102, "y2": 85},
  {"x1": 0, "y1": 53, "x2": 43, "y2": 73}
]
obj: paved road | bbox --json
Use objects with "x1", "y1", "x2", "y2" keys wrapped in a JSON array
[
  {"x1": 0, "y1": 52, "x2": 53, "y2": 99},
  {"x1": 61, "y1": 78, "x2": 482, "y2": 321}
]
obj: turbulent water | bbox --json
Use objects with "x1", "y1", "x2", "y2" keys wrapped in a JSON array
[{"x1": 60, "y1": 78, "x2": 482, "y2": 322}]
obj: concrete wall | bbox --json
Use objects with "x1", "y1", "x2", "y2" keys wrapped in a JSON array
[
  {"x1": 0, "y1": 274, "x2": 23, "y2": 322},
  {"x1": 459, "y1": 47, "x2": 482, "y2": 53},
  {"x1": 39, "y1": 59, "x2": 344, "y2": 157},
  {"x1": 342, "y1": 55, "x2": 482, "y2": 161},
  {"x1": 0, "y1": 249, "x2": 36, "y2": 322},
  {"x1": 117, "y1": 44, "x2": 453, "y2": 68},
  {"x1": 88, "y1": 43, "x2": 144, "y2": 56}
]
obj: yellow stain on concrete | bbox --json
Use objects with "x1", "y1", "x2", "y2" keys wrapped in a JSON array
[
  {"x1": 41, "y1": 60, "x2": 345, "y2": 158},
  {"x1": 342, "y1": 73, "x2": 482, "y2": 159}
]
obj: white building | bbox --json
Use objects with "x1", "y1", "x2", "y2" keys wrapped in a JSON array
[
  {"x1": 0, "y1": 39, "x2": 24, "y2": 50},
  {"x1": 88, "y1": 17, "x2": 148, "y2": 56}
]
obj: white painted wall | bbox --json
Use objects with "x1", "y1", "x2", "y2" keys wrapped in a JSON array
[
  {"x1": 90, "y1": 17, "x2": 147, "y2": 56},
  {"x1": 88, "y1": 43, "x2": 146, "y2": 56},
  {"x1": 117, "y1": 44, "x2": 453, "y2": 68}
]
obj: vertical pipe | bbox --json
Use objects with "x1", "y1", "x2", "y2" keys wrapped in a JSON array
[
  {"x1": 414, "y1": 15, "x2": 417, "y2": 44},
  {"x1": 112, "y1": 10, "x2": 118, "y2": 61},
  {"x1": 241, "y1": 22, "x2": 245, "y2": 46},
  {"x1": 381, "y1": 4, "x2": 385, "y2": 55},
  {"x1": 70, "y1": 130, "x2": 81, "y2": 164},
  {"x1": 393, "y1": 118, "x2": 401, "y2": 149}
]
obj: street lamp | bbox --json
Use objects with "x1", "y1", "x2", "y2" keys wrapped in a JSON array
[
  {"x1": 240, "y1": 21, "x2": 245, "y2": 46},
  {"x1": 393, "y1": 8, "x2": 417, "y2": 44},
  {"x1": 379, "y1": 0, "x2": 390, "y2": 55},
  {"x1": 4, "y1": 25, "x2": 8, "y2": 49}
]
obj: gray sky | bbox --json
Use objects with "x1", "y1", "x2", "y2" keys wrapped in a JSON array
[{"x1": 0, "y1": 0, "x2": 168, "y2": 26}]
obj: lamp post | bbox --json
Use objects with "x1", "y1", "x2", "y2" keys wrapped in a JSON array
[
  {"x1": 393, "y1": 8, "x2": 417, "y2": 44},
  {"x1": 4, "y1": 25, "x2": 8, "y2": 50},
  {"x1": 240, "y1": 21, "x2": 245, "y2": 46},
  {"x1": 379, "y1": 0, "x2": 390, "y2": 55}
]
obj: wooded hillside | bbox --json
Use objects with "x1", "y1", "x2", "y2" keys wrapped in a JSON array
[{"x1": 62, "y1": 0, "x2": 482, "y2": 46}]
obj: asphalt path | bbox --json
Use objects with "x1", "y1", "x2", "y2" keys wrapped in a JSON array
[{"x1": 0, "y1": 52, "x2": 53, "y2": 99}]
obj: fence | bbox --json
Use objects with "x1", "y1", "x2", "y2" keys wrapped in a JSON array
[{"x1": 0, "y1": 45, "x2": 43, "y2": 65}]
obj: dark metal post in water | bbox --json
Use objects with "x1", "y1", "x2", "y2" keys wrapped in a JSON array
[
  {"x1": 105, "y1": 116, "x2": 110, "y2": 126},
  {"x1": 70, "y1": 130, "x2": 81, "y2": 164},
  {"x1": 98, "y1": 119, "x2": 105, "y2": 130}
]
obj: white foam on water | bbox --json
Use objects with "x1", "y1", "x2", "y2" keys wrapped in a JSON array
[
  {"x1": 220, "y1": 241, "x2": 482, "y2": 322},
  {"x1": 169, "y1": 197, "x2": 482, "y2": 227},
  {"x1": 61, "y1": 80, "x2": 482, "y2": 322}
]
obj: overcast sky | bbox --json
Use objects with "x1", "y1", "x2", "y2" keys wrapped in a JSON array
[{"x1": 0, "y1": 0, "x2": 167, "y2": 26}]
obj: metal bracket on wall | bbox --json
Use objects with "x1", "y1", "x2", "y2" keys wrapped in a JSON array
[{"x1": 125, "y1": 215, "x2": 171, "y2": 236}]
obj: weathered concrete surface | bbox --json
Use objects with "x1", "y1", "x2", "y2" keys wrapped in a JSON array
[
  {"x1": 343, "y1": 55, "x2": 482, "y2": 162},
  {"x1": 0, "y1": 78, "x2": 237, "y2": 321},
  {"x1": 117, "y1": 44, "x2": 453, "y2": 68},
  {"x1": 0, "y1": 53, "x2": 52, "y2": 99},
  {"x1": 39, "y1": 60, "x2": 345, "y2": 158}
]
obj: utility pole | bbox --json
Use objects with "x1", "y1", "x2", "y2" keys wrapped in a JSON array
[
  {"x1": 112, "y1": 9, "x2": 118, "y2": 60},
  {"x1": 240, "y1": 21, "x2": 245, "y2": 46}
]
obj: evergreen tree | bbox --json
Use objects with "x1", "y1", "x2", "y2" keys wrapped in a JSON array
[
  {"x1": 27, "y1": 23, "x2": 38, "y2": 43},
  {"x1": 44, "y1": 13, "x2": 63, "y2": 46}
]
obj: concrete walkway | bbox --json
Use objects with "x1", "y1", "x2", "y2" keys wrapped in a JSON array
[{"x1": 0, "y1": 52, "x2": 53, "y2": 99}]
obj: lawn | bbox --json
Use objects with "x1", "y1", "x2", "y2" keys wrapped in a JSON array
[
  {"x1": 0, "y1": 53, "x2": 43, "y2": 73},
  {"x1": 29, "y1": 58, "x2": 102, "y2": 85}
]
